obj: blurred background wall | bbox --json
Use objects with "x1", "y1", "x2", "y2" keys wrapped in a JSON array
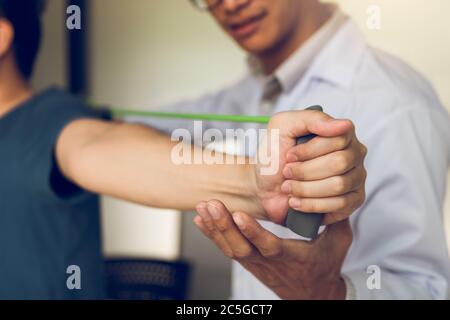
[{"x1": 33, "y1": 0, "x2": 450, "y2": 299}]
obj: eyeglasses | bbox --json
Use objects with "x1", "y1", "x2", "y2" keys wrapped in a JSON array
[{"x1": 190, "y1": 0, "x2": 222, "y2": 11}]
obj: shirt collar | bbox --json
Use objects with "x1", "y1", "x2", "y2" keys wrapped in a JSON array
[
  {"x1": 249, "y1": 6, "x2": 367, "y2": 92},
  {"x1": 275, "y1": 6, "x2": 349, "y2": 93}
]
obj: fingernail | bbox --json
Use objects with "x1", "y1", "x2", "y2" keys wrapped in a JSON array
[
  {"x1": 232, "y1": 213, "x2": 245, "y2": 230},
  {"x1": 283, "y1": 166, "x2": 293, "y2": 179},
  {"x1": 289, "y1": 198, "x2": 301, "y2": 208},
  {"x1": 281, "y1": 181, "x2": 291, "y2": 193},
  {"x1": 195, "y1": 201, "x2": 207, "y2": 211},
  {"x1": 207, "y1": 204, "x2": 221, "y2": 220},
  {"x1": 193, "y1": 215, "x2": 202, "y2": 226}
]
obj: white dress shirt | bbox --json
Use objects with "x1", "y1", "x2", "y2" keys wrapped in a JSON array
[{"x1": 128, "y1": 10, "x2": 450, "y2": 299}]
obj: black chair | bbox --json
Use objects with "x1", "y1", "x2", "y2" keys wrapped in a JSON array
[{"x1": 105, "y1": 259, "x2": 190, "y2": 300}]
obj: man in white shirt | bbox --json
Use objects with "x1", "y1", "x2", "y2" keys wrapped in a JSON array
[{"x1": 130, "y1": 0, "x2": 450, "y2": 299}]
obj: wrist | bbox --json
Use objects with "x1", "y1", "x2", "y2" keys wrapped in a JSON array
[
  {"x1": 244, "y1": 163, "x2": 265, "y2": 217},
  {"x1": 308, "y1": 276, "x2": 346, "y2": 300},
  {"x1": 328, "y1": 277, "x2": 347, "y2": 300}
]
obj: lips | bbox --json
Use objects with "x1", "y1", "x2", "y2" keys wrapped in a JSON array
[{"x1": 227, "y1": 11, "x2": 267, "y2": 39}]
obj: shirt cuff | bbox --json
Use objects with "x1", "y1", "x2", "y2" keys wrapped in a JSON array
[{"x1": 342, "y1": 274, "x2": 357, "y2": 300}]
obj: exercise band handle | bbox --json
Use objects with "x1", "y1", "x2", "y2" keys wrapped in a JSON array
[{"x1": 286, "y1": 105, "x2": 325, "y2": 239}]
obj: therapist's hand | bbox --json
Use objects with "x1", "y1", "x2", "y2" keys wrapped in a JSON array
[
  {"x1": 195, "y1": 200, "x2": 353, "y2": 300},
  {"x1": 255, "y1": 110, "x2": 367, "y2": 225}
]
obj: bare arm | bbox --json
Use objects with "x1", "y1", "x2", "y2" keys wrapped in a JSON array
[
  {"x1": 55, "y1": 110, "x2": 366, "y2": 225},
  {"x1": 56, "y1": 118, "x2": 263, "y2": 216}
]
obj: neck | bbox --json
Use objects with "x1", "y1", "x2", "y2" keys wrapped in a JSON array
[
  {"x1": 0, "y1": 72, "x2": 33, "y2": 118},
  {"x1": 258, "y1": 3, "x2": 333, "y2": 74}
]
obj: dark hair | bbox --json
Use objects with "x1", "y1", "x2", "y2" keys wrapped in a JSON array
[{"x1": 0, "y1": 0, "x2": 45, "y2": 79}]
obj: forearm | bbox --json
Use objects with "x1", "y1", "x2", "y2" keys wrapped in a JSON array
[{"x1": 57, "y1": 119, "x2": 264, "y2": 217}]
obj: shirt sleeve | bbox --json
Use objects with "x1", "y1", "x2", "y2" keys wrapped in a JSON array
[
  {"x1": 342, "y1": 103, "x2": 450, "y2": 299},
  {"x1": 31, "y1": 89, "x2": 111, "y2": 204}
]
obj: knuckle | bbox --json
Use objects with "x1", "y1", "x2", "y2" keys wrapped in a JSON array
[
  {"x1": 233, "y1": 247, "x2": 253, "y2": 259},
  {"x1": 214, "y1": 219, "x2": 229, "y2": 233},
  {"x1": 224, "y1": 249, "x2": 235, "y2": 259},
  {"x1": 361, "y1": 144, "x2": 368, "y2": 157},
  {"x1": 262, "y1": 249, "x2": 282, "y2": 259},
  {"x1": 333, "y1": 153, "x2": 349, "y2": 172},
  {"x1": 347, "y1": 120, "x2": 356, "y2": 132},
  {"x1": 361, "y1": 166, "x2": 368, "y2": 181},
  {"x1": 261, "y1": 240, "x2": 283, "y2": 258},
  {"x1": 336, "y1": 136, "x2": 348, "y2": 150},
  {"x1": 309, "y1": 109, "x2": 324, "y2": 118},
  {"x1": 339, "y1": 196, "x2": 351, "y2": 210},
  {"x1": 358, "y1": 190, "x2": 366, "y2": 206},
  {"x1": 333, "y1": 176, "x2": 348, "y2": 194},
  {"x1": 203, "y1": 219, "x2": 216, "y2": 232}
]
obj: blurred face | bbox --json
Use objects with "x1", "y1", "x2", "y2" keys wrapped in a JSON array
[{"x1": 209, "y1": 0, "x2": 305, "y2": 55}]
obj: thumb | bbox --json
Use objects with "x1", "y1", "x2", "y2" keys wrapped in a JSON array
[
  {"x1": 269, "y1": 110, "x2": 354, "y2": 140},
  {"x1": 322, "y1": 218, "x2": 353, "y2": 250},
  {"x1": 309, "y1": 118, "x2": 354, "y2": 138}
]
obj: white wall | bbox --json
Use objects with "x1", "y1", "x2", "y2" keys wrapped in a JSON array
[{"x1": 32, "y1": 0, "x2": 67, "y2": 90}]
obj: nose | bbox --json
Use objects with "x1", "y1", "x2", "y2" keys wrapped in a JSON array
[{"x1": 222, "y1": 0, "x2": 251, "y2": 13}]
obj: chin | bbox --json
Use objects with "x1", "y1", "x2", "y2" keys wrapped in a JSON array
[{"x1": 235, "y1": 35, "x2": 276, "y2": 55}]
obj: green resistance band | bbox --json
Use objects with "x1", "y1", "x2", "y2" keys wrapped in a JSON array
[
  {"x1": 111, "y1": 108, "x2": 271, "y2": 124},
  {"x1": 108, "y1": 105, "x2": 324, "y2": 240}
]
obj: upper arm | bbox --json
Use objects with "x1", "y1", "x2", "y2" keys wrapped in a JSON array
[{"x1": 55, "y1": 118, "x2": 116, "y2": 185}]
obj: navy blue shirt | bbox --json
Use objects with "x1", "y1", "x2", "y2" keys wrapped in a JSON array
[{"x1": 0, "y1": 87, "x2": 109, "y2": 299}]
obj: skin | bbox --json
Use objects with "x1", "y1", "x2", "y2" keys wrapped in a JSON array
[
  {"x1": 209, "y1": 0, "x2": 332, "y2": 73},
  {"x1": 0, "y1": 15, "x2": 366, "y2": 224},
  {"x1": 194, "y1": 200, "x2": 352, "y2": 300},
  {"x1": 193, "y1": 0, "x2": 365, "y2": 299}
]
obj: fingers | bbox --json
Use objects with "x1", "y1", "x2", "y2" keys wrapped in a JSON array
[
  {"x1": 288, "y1": 188, "x2": 365, "y2": 221},
  {"x1": 194, "y1": 202, "x2": 234, "y2": 258},
  {"x1": 283, "y1": 140, "x2": 366, "y2": 181},
  {"x1": 269, "y1": 110, "x2": 354, "y2": 141},
  {"x1": 322, "y1": 187, "x2": 365, "y2": 224},
  {"x1": 195, "y1": 200, "x2": 255, "y2": 260},
  {"x1": 310, "y1": 118, "x2": 354, "y2": 139},
  {"x1": 286, "y1": 134, "x2": 352, "y2": 163},
  {"x1": 232, "y1": 211, "x2": 287, "y2": 259},
  {"x1": 196, "y1": 200, "x2": 298, "y2": 261},
  {"x1": 281, "y1": 164, "x2": 366, "y2": 198}
]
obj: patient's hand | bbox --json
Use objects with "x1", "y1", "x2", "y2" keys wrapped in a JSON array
[
  {"x1": 195, "y1": 200, "x2": 352, "y2": 300},
  {"x1": 255, "y1": 110, "x2": 367, "y2": 225}
]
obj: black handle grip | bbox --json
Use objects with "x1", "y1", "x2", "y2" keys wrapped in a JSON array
[{"x1": 285, "y1": 105, "x2": 325, "y2": 239}]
